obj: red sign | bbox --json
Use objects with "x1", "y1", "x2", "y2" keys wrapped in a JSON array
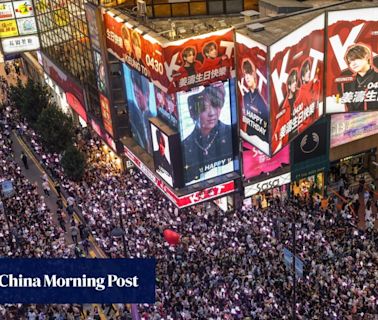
[
  {"x1": 103, "y1": 10, "x2": 235, "y2": 93},
  {"x1": 270, "y1": 14, "x2": 325, "y2": 155},
  {"x1": 163, "y1": 28, "x2": 235, "y2": 92},
  {"x1": 124, "y1": 145, "x2": 235, "y2": 208},
  {"x1": 326, "y1": 9, "x2": 378, "y2": 113},
  {"x1": 236, "y1": 33, "x2": 269, "y2": 155},
  {"x1": 41, "y1": 53, "x2": 87, "y2": 122},
  {"x1": 99, "y1": 94, "x2": 113, "y2": 137}
]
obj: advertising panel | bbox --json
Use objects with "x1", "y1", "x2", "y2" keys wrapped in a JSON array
[
  {"x1": 165, "y1": 28, "x2": 235, "y2": 92},
  {"x1": 243, "y1": 142, "x2": 289, "y2": 180},
  {"x1": 104, "y1": 11, "x2": 165, "y2": 86},
  {"x1": 123, "y1": 63, "x2": 157, "y2": 154},
  {"x1": 13, "y1": 0, "x2": 34, "y2": 18},
  {"x1": 291, "y1": 117, "x2": 330, "y2": 181},
  {"x1": 93, "y1": 50, "x2": 107, "y2": 94},
  {"x1": 0, "y1": 2, "x2": 14, "y2": 20},
  {"x1": 236, "y1": 33, "x2": 269, "y2": 155},
  {"x1": 84, "y1": 3, "x2": 101, "y2": 51},
  {"x1": 330, "y1": 111, "x2": 378, "y2": 148},
  {"x1": 0, "y1": 19, "x2": 18, "y2": 37},
  {"x1": 326, "y1": 9, "x2": 378, "y2": 113},
  {"x1": 155, "y1": 87, "x2": 178, "y2": 129},
  {"x1": 124, "y1": 144, "x2": 236, "y2": 208},
  {"x1": 151, "y1": 123, "x2": 174, "y2": 186},
  {"x1": 1, "y1": 34, "x2": 39, "y2": 53},
  {"x1": 270, "y1": 14, "x2": 325, "y2": 155},
  {"x1": 177, "y1": 80, "x2": 234, "y2": 185},
  {"x1": 245, "y1": 172, "x2": 291, "y2": 197},
  {"x1": 16, "y1": 17, "x2": 37, "y2": 35},
  {"x1": 100, "y1": 94, "x2": 113, "y2": 137}
]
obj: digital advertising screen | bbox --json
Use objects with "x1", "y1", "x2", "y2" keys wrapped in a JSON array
[
  {"x1": 165, "y1": 28, "x2": 235, "y2": 93},
  {"x1": 123, "y1": 64, "x2": 157, "y2": 155},
  {"x1": 155, "y1": 87, "x2": 178, "y2": 129},
  {"x1": 99, "y1": 94, "x2": 113, "y2": 137},
  {"x1": 177, "y1": 81, "x2": 235, "y2": 186},
  {"x1": 236, "y1": 33, "x2": 269, "y2": 155},
  {"x1": 151, "y1": 123, "x2": 175, "y2": 187},
  {"x1": 270, "y1": 14, "x2": 325, "y2": 156},
  {"x1": 330, "y1": 111, "x2": 378, "y2": 148},
  {"x1": 242, "y1": 142, "x2": 289, "y2": 180},
  {"x1": 326, "y1": 8, "x2": 378, "y2": 113}
]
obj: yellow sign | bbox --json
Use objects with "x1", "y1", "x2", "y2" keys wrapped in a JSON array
[{"x1": 0, "y1": 19, "x2": 19, "y2": 38}]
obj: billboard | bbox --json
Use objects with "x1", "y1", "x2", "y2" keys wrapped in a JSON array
[
  {"x1": 123, "y1": 63, "x2": 157, "y2": 155},
  {"x1": 85, "y1": 3, "x2": 101, "y2": 51},
  {"x1": 177, "y1": 80, "x2": 235, "y2": 186},
  {"x1": 154, "y1": 87, "x2": 178, "y2": 129},
  {"x1": 150, "y1": 122, "x2": 184, "y2": 188},
  {"x1": 93, "y1": 50, "x2": 107, "y2": 94},
  {"x1": 236, "y1": 33, "x2": 269, "y2": 155},
  {"x1": 330, "y1": 111, "x2": 378, "y2": 148},
  {"x1": 270, "y1": 14, "x2": 325, "y2": 155},
  {"x1": 0, "y1": 19, "x2": 18, "y2": 37},
  {"x1": 100, "y1": 94, "x2": 113, "y2": 137},
  {"x1": 243, "y1": 142, "x2": 289, "y2": 180},
  {"x1": 244, "y1": 172, "x2": 291, "y2": 197},
  {"x1": 326, "y1": 8, "x2": 378, "y2": 113},
  {"x1": 165, "y1": 28, "x2": 235, "y2": 92},
  {"x1": 0, "y1": 3, "x2": 14, "y2": 20}
]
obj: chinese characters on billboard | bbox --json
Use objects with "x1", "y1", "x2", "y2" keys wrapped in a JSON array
[
  {"x1": 236, "y1": 33, "x2": 269, "y2": 155},
  {"x1": 270, "y1": 14, "x2": 325, "y2": 155},
  {"x1": 177, "y1": 81, "x2": 235, "y2": 186},
  {"x1": 123, "y1": 64, "x2": 157, "y2": 155},
  {"x1": 326, "y1": 8, "x2": 378, "y2": 113},
  {"x1": 243, "y1": 142, "x2": 289, "y2": 180},
  {"x1": 103, "y1": 10, "x2": 235, "y2": 93}
]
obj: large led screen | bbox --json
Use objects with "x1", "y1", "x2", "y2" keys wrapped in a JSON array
[
  {"x1": 236, "y1": 33, "x2": 269, "y2": 155},
  {"x1": 326, "y1": 8, "x2": 378, "y2": 113},
  {"x1": 177, "y1": 81, "x2": 234, "y2": 185},
  {"x1": 330, "y1": 111, "x2": 378, "y2": 148},
  {"x1": 270, "y1": 14, "x2": 325, "y2": 155},
  {"x1": 243, "y1": 142, "x2": 289, "y2": 180},
  {"x1": 155, "y1": 87, "x2": 178, "y2": 129},
  {"x1": 123, "y1": 64, "x2": 157, "y2": 154}
]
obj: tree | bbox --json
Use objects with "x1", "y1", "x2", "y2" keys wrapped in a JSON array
[
  {"x1": 61, "y1": 146, "x2": 86, "y2": 181},
  {"x1": 36, "y1": 105, "x2": 75, "y2": 153},
  {"x1": 9, "y1": 79, "x2": 51, "y2": 125}
]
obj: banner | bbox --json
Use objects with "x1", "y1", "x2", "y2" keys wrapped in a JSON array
[
  {"x1": 243, "y1": 142, "x2": 289, "y2": 180},
  {"x1": 270, "y1": 14, "x2": 325, "y2": 155},
  {"x1": 326, "y1": 8, "x2": 378, "y2": 113},
  {"x1": 291, "y1": 117, "x2": 330, "y2": 181},
  {"x1": 85, "y1": 3, "x2": 101, "y2": 51},
  {"x1": 236, "y1": 33, "x2": 269, "y2": 155},
  {"x1": 100, "y1": 94, "x2": 114, "y2": 137},
  {"x1": 164, "y1": 28, "x2": 235, "y2": 92},
  {"x1": 244, "y1": 172, "x2": 291, "y2": 197},
  {"x1": 0, "y1": 259, "x2": 155, "y2": 304},
  {"x1": 330, "y1": 111, "x2": 378, "y2": 148},
  {"x1": 177, "y1": 80, "x2": 235, "y2": 186}
]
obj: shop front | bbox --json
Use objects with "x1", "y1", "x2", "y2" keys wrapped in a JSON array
[{"x1": 244, "y1": 172, "x2": 291, "y2": 208}]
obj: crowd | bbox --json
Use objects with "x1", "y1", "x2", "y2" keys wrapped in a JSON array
[{"x1": 0, "y1": 65, "x2": 376, "y2": 319}]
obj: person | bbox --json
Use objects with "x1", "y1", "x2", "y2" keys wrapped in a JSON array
[
  {"x1": 340, "y1": 44, "x2": 378, "y2": 111},
  {"x1": 121, "y1": 24, "x2": 132, "y2": 56},
  {"x1": 42, "y1": 180, "x2": 50, "y2": 196},
  {"x1": 20, "y1": 151, "x2": 28, "y2": 169},
  {"x1": 153, "y1": 129, "x2": 172, "y2": 183},
  {"x1": 272, "y1": 70, "x2": 298, "y2": 154},
  {"x1": 240, "y1": 59, "x2": 269, "y2": 144},
  {"x1": 176, "y1": 47, "x2": 202, "y2": 79},
  {"x1": 127, "y1": 69, "x2": 154, "y2": 154},
  {"x1": 183, "y1": 83, "x2": 233, "y2": 183},
  {"x1": 201, "y1": 41, "x2": 228, "y2": 71},
  {"x1": 54, "y1": 181, "x2": 61, "y2": 197},
  {"x1": 131, "y1": 30, "x2": 142, "y2": 62},
  {"x1": 71, "y1": 223, "x2": 79, "y2": 244}
]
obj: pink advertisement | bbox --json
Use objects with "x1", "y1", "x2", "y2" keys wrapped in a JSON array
[{"x1": 243, "y1": 142, "x2": 290, "y2": 180}]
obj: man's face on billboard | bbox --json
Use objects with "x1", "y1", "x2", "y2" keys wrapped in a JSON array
[
  {"x1": 207, "y1": 46, "x2": 218, "y2": 59},
  {"x1": 184, "y1": 51, "x2": 195, "y2": 64},
  {"x1": 348, "y1": 55, "x2": 370, "y2": 74},
  {"x1": 133, "y1": 43, "x2": 142, "y2": 60},
  {"x1": 244, "y1": 72, "x2": 256, "y2": 90},
  {"x1": 289, "y1": 78, "x2": 297, "y2": 93},
  {"x1": 199, "y1": 99, "x2": 221, "y2": 132},
  {"x1": 133, "y1": 82, "x2": 148, "y2": 112},
  {"x1": 303, "y1": 68, "x2": 310, "y2": 83},
  {"x1": 158, "y1": 135, "x2": 165, "y2": 156}
]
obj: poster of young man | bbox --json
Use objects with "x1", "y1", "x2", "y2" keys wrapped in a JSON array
[
  {"x1": 123, "y1": 64, "x2": 157, "y2": 155},
  {"x1": 154, "y1": 87, "x2": 178, "y2": 129},
  {"x1": 270, "y1": 14, "x2": 324, "y2": 155},
  {"x1": 177, "y1": 81, "x2": 235, "y2": 186},
  {"x1": 326, "y1": 8, "x2": 378, "y2": 113},
  {"x1": 236, "y1": 33, "x2": 269, "y2": 155},
  {"x1": 151, "y1": 123, "x2": 174, "y2": 187},
  {"x1": 242, "y1": 142, "x2": 289, "y2": 180},
  {"x1": 164, "y1": 28, "x2": 235, "y2": 93}
]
